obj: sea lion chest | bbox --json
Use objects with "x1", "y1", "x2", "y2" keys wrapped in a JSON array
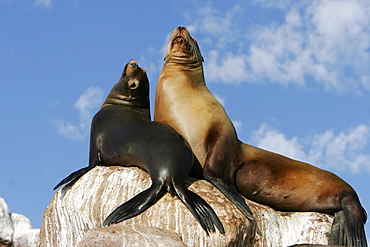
[
  {"x1": 156, "y1": 64, "x2": 238, "y2": 165},
  {"x1": 90, "y1": 105, "x2": 189, "y2": 177}
]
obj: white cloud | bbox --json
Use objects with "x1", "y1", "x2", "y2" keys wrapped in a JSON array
[
  {"x1": 185, "y1": 0, "x2": 370, "y2": 93},
  {"x1": 249, "y1": 0, "x2": 370, "y2": 93},
  {"x1": 186, "y1": 3, "x2": 242, "y2": 48},
  {"x1": 252, "y1": 0, "x2": 292, "y2": 9},
  {"x1": 34, "y1": 0, "x2": 51, "y2": 8},
  {"x1": 55, "y1": 87, "x2": 104, "y2": 141},
  {"x1": 310, "y1": 125, "x2": 370, "y2": 173},
  {"x1": 251, "y1": 124, "x2": 307, "y2": 160},
  {"x1": 250, "y1": 124, "x2": 370, "y2": 174},
  {"x1": 204, "y1": 50, "x2": 249, "y2": 84}
]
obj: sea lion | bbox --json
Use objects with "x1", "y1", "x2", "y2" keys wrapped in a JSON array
[
  {"x1": 54, "y1": 60, "x2": 224, "y2": 235},
  {"x1": 155, "y1": 26, "x2": 254, "y2": 221},
  {"x1": 237, "y1": 144, "x2": 367, "y2": 246},
  {"x1": 154, "y1": 26, "x2": 367, "y2": 246}
]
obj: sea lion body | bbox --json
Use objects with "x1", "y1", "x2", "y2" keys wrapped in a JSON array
[
  {"x1": 237, "y1": 144, "x2": 356, "y2": 213},
  {"x1": 154, "y1": 27, "x2": 367, "y2": 246},
  {"x1": 54, "y1": 61, "x2": 224, "y2": 234},
  {"x1": 237, "y1": 144, "x2": 367, "y2": 246},
  {"x1": 89, "y1": 104, "x2": 190, "y2": 187}
]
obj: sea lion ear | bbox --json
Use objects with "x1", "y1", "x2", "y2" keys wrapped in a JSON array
[{"x1": 202, "y1": 56, "x2": 204, "y2": 62}]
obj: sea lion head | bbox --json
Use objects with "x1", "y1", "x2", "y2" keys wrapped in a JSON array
[
  {"x1": 165, "y1": 26, "x2": 204, "y2": 63},
  {"x1": 103, "y1": 60, "x2": 150, "y2": 109}
]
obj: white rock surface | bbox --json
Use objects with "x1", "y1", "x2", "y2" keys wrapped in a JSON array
[
  {"x1": 0, "y1": 197, "x2": 39, "y2": 247},
  {"x1": 11, "y1": 213, "x2": 40, "y2": 247},
  {"x1": 0, "y1": 198, "x2": 13, "y2": 242},
  {"x1": 39, "y1": 166, "x2": 334, "y2": 247},
  {"x1": 77, "y1": 225, "x2": 187, "y2": 247}
]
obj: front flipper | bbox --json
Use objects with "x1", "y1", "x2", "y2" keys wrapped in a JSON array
[
  {"x1": 204, "y1": 173, "x2": 255, "y2": 222},
  {"x1": 104, "y1": 179, "x2": 224, "y2": 235},
  {"x1": 173, "y1": 184, "x2": 225, "y2": 235},
  {"x1": 53, "y1": 166, "x2": 94, "y2": 191},
  {"x1": 103, "y1": 184, "x2": 166, "y2": 226}
]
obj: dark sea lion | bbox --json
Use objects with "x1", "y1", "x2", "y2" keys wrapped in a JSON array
[
  {"x1": 54, "y1": 60, "x2": 224, "y2": 235},
  {"x1": 154, "y1": 26, "x2": 367, "y2": 246}
]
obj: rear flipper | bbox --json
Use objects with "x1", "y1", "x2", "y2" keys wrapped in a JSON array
[
  {"x1": 103, "y1": 184, "x2": 167, "y2": 226},
  {"x1": 204, "y1": 173, "x2": 255, "y2": 222},
  {"x1": 328, "y1": 210, "x2": 348, "y2": 246},
  {"x1": 329, "y1": 198, "x2": 368, "y2": 247},
  {"x1": 173, "y1": 184, "x2": 225, "y2": 235},
  {"x1": 343, "y1": 206, "x2": 368, "y2": 247}
]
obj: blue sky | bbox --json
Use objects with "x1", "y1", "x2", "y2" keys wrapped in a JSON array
[{"x1": 1, "y1": 0, "x2": 369, "y2": 240}]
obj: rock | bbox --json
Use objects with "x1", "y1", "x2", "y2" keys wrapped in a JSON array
[
  {"x1": 39, "y1": 166, "x2": 333, "y2": 247},
  {"x1": 11, "y1": 213, "x2": 40, "y2": 247},
  {"x1": 254, "y1": 209, "x2": 332, "y2": 246},
  {"x1": 0, "y1": 198, "x2": 13, "y2": 243},
  {"x1": 78, "y1": 225, "x2": 187, "y2": 247},
  {"x1": 0, "y1": 197, "x2": 40, "y2": 247}
]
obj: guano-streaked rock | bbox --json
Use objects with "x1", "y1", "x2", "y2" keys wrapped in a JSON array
[{"x1": 39, "y1": 166, "x2": 333, "y2": 247}]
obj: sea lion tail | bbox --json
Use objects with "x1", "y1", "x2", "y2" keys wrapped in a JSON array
[
  {"x1": 172, "y1": 182, "x2": 225, "y2": 235},
  {"x1": 329, "y1": 194, "x2": 368, "y2": 247},
  {"x1": 103, "y1": 182, "x2": 167, "y2": 226},
  {"x1": 53, "y1": 166, "x2": 93, "y2": 191}
]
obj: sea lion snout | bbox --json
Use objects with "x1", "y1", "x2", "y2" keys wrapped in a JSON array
[
  {"x1": 129, "y1": 61, "x2": 138, "y2": 68},
  {"x1": 173, "y1": 26, "x2": 190, "y2": 38},
  {"x1": 124, "y1": 60, "x2": 140, "y2": 76}
]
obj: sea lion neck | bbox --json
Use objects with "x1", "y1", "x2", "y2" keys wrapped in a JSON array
[
  {"x1": 165, "y1": 55, "x2": 202, "y2": 69},
  {"x1": 102, "y1": 91, "x2": 150, "y2": 109}
]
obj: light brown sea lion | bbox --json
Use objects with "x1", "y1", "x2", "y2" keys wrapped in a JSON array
[
  {"x1": 154, "y1": 26, "x2": 367, "y2": 247},
  {"x1": 155, "y1": 26, "x2": 254, "y2": 222}
]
